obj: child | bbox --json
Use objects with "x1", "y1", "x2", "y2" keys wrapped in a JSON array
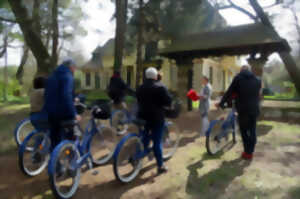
[
  {"x1": 198, "y1": 76, "x2": 212, "y2": 135},
  {"x1": 30, "y1": 77, "x2": 48, "y2": 131}
]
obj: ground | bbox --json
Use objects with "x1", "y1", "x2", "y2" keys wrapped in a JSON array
[{"x1": 0, "y1": 103, "x2": 300, "y2": 199}]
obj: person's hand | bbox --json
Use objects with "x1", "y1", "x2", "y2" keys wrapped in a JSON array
[
  {"x1": 215, "y1": 103, "x2": 220, "y2": 109},
  {"x1": 198, "y1": 95, "x2": 204, "y2": 100},
  {"x1": 74, "y1": 97, "x2": 80, "y2": 103},
  {"x1": 76, "y1": 115, "x2": 82, "y2": 121}
]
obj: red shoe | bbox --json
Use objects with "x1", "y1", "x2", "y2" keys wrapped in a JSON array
[{"x1": 242, "y1": 152, "x2": 253, "y2": 160}]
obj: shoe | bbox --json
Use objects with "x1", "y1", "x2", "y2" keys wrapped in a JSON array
[
  {"x1": 157, "y1": 165, "x2": 168, "y2": 174},
  {"x1": 241, "y1": 152, "x2": 253, "y2": 160}
]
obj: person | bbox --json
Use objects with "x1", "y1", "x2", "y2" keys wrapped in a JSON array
[
  {"x1": 44, "y1": 58, "x2": 81, "y2": 149},
  {"x1": 217, "y1": 65, "x2": 261, "y2": 160},
  {"x1": 198, "y1": 76, "x2": 212, "y2": 136},
  {"x1": 107, "y1": 71, "x2": 135, "y2": 109},
  {"x1": 136, "y1": 67, "x2": 172, "y2": 174},
  {"x1": 30, "y1": 77, "x2": 48, "y2": 131}
]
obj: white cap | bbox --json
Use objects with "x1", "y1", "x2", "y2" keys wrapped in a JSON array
[{"x1": 145, "y1": 67, "x2": 158, "y2": 80}]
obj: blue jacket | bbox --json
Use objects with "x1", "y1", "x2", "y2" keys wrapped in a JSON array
[{"x1": 44, "y1": 64, "x2": 76, "y2": 120}]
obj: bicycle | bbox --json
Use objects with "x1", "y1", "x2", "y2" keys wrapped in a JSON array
[
  {"x1": 112, "y1": 99, "x2": 181, "y2": 183},
  {"x1": 18, "y1": 103, "x2": 115, "y2": 177},
  {"x1": 205, "y1": 100, "x2": 238, "y2": 155},
  {"x1": 14, "y1": 118, "x2": 35, "y2": 147},
  {"x1": 48, "y1": 106, "x2": 114, "y2": 199}
]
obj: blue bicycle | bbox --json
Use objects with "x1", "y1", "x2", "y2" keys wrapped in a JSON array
[
  {"x1": 205, "y1": 101, "x2": 237, "y2": 155},
  {"x1": 14, "y1": 118, "x2": 35, "y2": 147},
  {"x1": 18, "y1": 103, "x2": 115, "y2": 177},
  {"x1": 48, "y1": 106, "x2": 113, "y2": 199}
]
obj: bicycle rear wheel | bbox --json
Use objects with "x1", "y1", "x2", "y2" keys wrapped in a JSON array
[
  {"x1": 90, "y1": 125, "x2": 117, "y2": 166},
  {"x1": 162, "y1": 121, "x2": 180, "y2": 160},
  {"x1": 49, "y1": 141, "x2": 81, "y2": 199},
  {"x1": 15, "y1": 118, "x2": 35, "y2": 147},
  {"x1": 18, "y1": 131, "x2": 50, "y2": 176},
  {"x1": 113, "y1": 135, "x2": 143, "y2": 183},
  {"x1": 206, "y1": 120, "x2": 236, "y2": 155}
]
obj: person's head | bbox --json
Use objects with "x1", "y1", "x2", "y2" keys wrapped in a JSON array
[
  {"x1": 145, "y1": 67, "x2": 158, "y2": 80},
  {"x1": 202, "y1": 76, "x2": 209, "y2": 85},
  {"x1": 157, "y1": 71, "x2": 163, "y2": 81},
  {"x1": 240, "y1": 65, "x2": 251, "y2": 72},
  {"x1": 33, "y1": 77, "x2": 46, "y2": 89},
  {"x1": 62, "y1": 58, "x2": 77, "y2": 74}
]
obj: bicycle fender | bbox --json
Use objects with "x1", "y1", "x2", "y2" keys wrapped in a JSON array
[{"x1": 113, "y1": 133, "x2": 139, "y2": 160}]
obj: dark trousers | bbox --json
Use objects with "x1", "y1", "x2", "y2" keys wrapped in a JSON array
[
  {"x1": 238, "y1": 114, "x2": 257, "y2": 154},
  {"x1": 48, "y1": 117, "x2": 74, "y2": 150},
  {"x1": 142, "y1": 123, "x2": 165, "y2": 168}
]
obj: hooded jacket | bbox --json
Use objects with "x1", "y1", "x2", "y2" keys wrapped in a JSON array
[
  {"x1": 220, "y1": 70, "x2": 261, "y2": 116},
  {"x1": 44, "y1": 64, "x2": 76, "y2": 120}
]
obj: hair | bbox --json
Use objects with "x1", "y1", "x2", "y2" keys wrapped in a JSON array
[
  {"x1": 145, "y1": 67, "x2": 158, "y2": 80},
  {"x1": 203, "y1": 76, "x2": 209, "y2": 82},
  {"x1": 33, "y1": 77, "x2": 46, "y2": 89}
]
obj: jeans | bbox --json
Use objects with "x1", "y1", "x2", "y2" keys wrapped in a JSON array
[
  {"x1": 142, "y1": 123, "x2": 165, "y2": 168},
  {"x1": 238, "y1": 114, "x2": 257, "y2": 154}
]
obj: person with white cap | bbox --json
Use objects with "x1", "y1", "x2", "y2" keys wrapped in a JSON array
[
  {"x1": 44, "y1": 57, "x2": 81, "y2": 149},
  {"x1": 136, "y1": 67, "x2": 172, "y2": 174}
]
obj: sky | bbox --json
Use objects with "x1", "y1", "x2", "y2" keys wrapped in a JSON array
[{"x1": 1, "y1": 0, "x2": 300, "y2": 66}]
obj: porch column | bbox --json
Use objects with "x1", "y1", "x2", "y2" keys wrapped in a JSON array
[{"x1": 176, "y1": 59, "x2": 194, "y2": 111}]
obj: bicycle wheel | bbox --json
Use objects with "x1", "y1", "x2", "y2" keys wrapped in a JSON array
[
  {"x1": 206, "y1": 120, "x2": 235, "y2": 155},
  {"x1": 162, "y1": 121, "x2": 180, "y2": 160},
  {"x1": 90, "y1": 124, "x2": 117, "y2": 166},
  {"x1": 49, "y1": 141, "x2": 81, "y2": 199},
  {"x1": 18, "y1": 131, "x2": 50, "y2": 176},
  {"x1": 113, "y1": 135, "x2": 144, "y2": 183},
  {"x1": 111, "y1": 110, "x2": 129, "y2": 135},
  {"x1": 14, "y1": 118, "x2": 35, "y2": 147}
]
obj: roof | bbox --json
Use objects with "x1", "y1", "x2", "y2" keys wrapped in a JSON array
[{"x1": 159, "y1": 23, "x2": 291, "y2": 60}]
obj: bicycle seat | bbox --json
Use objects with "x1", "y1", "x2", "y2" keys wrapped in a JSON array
[{"x1": 132, "y1": 119, "x2": 146, "y2": 127}]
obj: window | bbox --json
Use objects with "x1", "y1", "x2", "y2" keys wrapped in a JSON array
[
  {"x1": 86, "y1": 72, "x2": 91, "y2": 87},
  {"x1": 209, "y1": 67, "x2": 213, "y2": 85},
  {"x1": 95, "y1": 73, "x2": 100, "y2": 89}
]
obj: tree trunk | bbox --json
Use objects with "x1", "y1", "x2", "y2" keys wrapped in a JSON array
[
  {"x1": 113, "y1": 0, "x2": 127, "y2": 73},
  {"x1": 51, "y1": 0, "x2": 59, "y2": 67},
  {"x1": 2, "y1": 34, "x2": 8, "y2": 102},
  {"x1": 135, "y1": 0, "x2": 144, "y2": 88},
  {"x1": 249, "y1": 0, "x2": 300, "y2": 93},
  {"x1": 16, "y1": 45, "x2": 29, "y2": 84},
  {"x1": 8, "y1": 0, "x2": 52, "y2": 76}
]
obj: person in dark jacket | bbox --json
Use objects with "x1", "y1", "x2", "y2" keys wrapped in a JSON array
[
  {"x1": 107, "y1": 71, "x2": 135, "y2": 108},
  {"x1": 44, "y1": 58, "x2": 81, "y2": 149},
  {"x1": 217, "y1": 65, "x2": 261, "y2": 160},
  {"x1": 136, "y1": 67, "x2": 172, "y2": 174}
]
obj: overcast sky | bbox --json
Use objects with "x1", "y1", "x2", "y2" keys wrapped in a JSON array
[{"x1": 1, "y1": 0, "x2": 300, "y2": 66}]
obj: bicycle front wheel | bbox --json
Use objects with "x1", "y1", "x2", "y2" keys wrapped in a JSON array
[
  {"x1": 18, "y1": 131, "x2": 50, "y2": 176},
  {"x1": 15, "y1": 118, "x2": 35, "y2": 147},
  {"x1": 113, "y1": 135, "x2": 143, "y2": 183},
  {"x1": 49, "y1": 141, "x2": 81, "y2": 199},
  {"x1": 162, "y1": 121, "x2": 180, "y2": 160},
  {"x1": 90, "y1": 125, "x2": 117, "y2": 166}
]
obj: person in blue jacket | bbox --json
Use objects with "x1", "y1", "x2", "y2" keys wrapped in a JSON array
[{"x1": 44, "y1": 58, "x2": 81, "y2": 149}]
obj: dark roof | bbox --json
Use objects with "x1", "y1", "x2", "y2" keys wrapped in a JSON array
[{"x1": 159, "y1": 23, "x2": 291, "y2": 59}]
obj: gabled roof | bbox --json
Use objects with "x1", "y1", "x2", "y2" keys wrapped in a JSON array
[{"x1": 159, "y1": 23, "x2": 290, "y2": 59}]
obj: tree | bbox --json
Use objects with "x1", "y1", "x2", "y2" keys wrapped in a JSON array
[
  {"x1": 135, "y1": 0, "x2": 144, "y2": 87},
  {"x1": 212, "y1": 0, "x2": 300, "y2": 94},
  {"x1": 113, "y1": 0, "x2": 128, "y2": 73}
]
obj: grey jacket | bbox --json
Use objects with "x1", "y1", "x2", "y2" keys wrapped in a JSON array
[{"x1": 199, "y1": 83, "x2": 212, "y2": 115}]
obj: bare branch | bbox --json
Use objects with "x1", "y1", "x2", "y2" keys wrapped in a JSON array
[
  {"x1": 0, "y1": 16, "x2": 16, "y2": 23},
  {"x1": 228, "y1": 0, "x2": 258, "y2": 21}
]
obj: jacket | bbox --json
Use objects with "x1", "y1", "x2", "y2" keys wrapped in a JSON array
[
  {"x1": 199, "y1": 83, "x2": 212, "y2": 116},
  {"x1": 220, "y1": 70, "x2": 261, "y2": 116},
  {"x1": 136, "y1": 79, "x2": 172, "y2": 126},
  {"x1": 108, "y1": 76, "x2": 135, "y2": 101},
  {"x1": 44, "y1": 64, "x2": 76, "y2": 120}
]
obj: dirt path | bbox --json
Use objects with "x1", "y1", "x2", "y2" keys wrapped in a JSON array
[{"x1": 1, "y1": 111, "x2": 300, "y2": 199}]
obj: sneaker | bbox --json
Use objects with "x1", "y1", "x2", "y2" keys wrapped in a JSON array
[
  {"x1": 157, "y1": 165, "x2": 168, "y2": 175},
  {"x1": 241, "y1": 152, "x2": 253, "y2": 160}
]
